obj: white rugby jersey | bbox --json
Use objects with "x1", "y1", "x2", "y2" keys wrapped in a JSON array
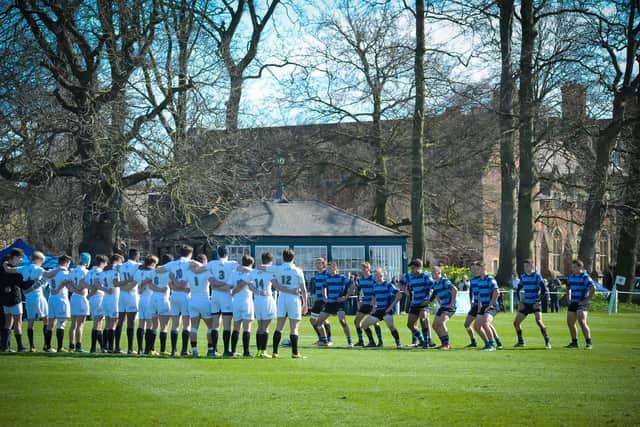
[
  {"x1": 17, "y1": 264, "x2": 46, "y2": 299},
  {"x1": 100, "y1": 267, "x2": 121, "y2": 299},
  {"x1": 49, "y1": 269, "x2": 70, "y2": 298},
  {"x1": 268, "y1": 262, "x2": 305, "y2": 294},
  {"x1": 164, "y1": 257, "x2": 193, "y2": 283},
  {"x1": 207, "y1": 259, "x2": 238, "y2": 285},
  {"x1": 134, "y1": 268, "x2": 155, "y2": 298},
  {"x1": 85, "y1": 266, "x2": 104, "y2": 296},
  {"x1": 149, "y1": 269, "x2": 171, "y2": 291},
  {"x1": 228, "y1": 270, "x2": 253, "y2": 301},
  {"x1": 247, "y1": 268, "x2": 276, "y2": 296},
  {"x1": 182, "y1": 269, "x2": 211, "y2": 298},
  {"x1": 69, "y1": 265, "x2": 89, "y2": 296}
]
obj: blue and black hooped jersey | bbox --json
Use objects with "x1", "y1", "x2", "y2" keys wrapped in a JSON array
[
  {"x1": 518, "y1": 272, "x2": 545, "y2": 304},
  {"x1": 314, "y1": 269, "x2": 329, "y2": 299},
  {"x1": 357, "y1": 274, "x2": 375, "y2": 305},
  {"x1": 324, "y1": 274, "x2": 351, "y2": 303},
  {"x1": 469, "y1": 277, "x2": 482, "y2": 306},
  {"x1": 400, "y1": 271, "x2": 434, "y2": 306},
  {"x1": 373, "y1": 281, "x2": 399, "y2": 310},
  {"x1": 567, "y1": 272, "x2": 595, "y2": 303},
  {"x1": 433, "y1": 277, "x2": 456, "y2": 308},
  {"x1": 475, "y1": 274, "x2": 498, "y2": 306}
]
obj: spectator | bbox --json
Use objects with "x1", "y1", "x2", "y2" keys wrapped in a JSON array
[
  {"x1": 547, "y1": 271, "x2": 561, "y2": 313},
  {"x1": 458, "y1": 275, "x2": 470, "y2": 291},
  {"x1": 511, "y1": 273, "x2": 520, "y2": 306},
  {"x1": 541, "y1": 278, "x2": 550, "y2": 313}
]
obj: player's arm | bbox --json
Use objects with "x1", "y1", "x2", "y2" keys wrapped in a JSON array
[
  {"x1": 322, "y1": 283, "x2": 328, "y2": 303},
  {"x1": 448, "y1": 284, "x2": 458, "y2": 308},
  {"x1": 386, "y1": 289, "x2": 403, "y2": 313},
  {"x1": 2, "y1": 261, "x2": 18, "y2": 273},
  {"x1": 189, "y1": 262, "x2": 206, "y2": 273},
  {"x1": 488, "y1": 287, "x2": 499, "y2": 309},
  {"x1": 43, "y1": 268, "x2": 61, "y2": 279},
  {"x1": 231, "y1": 279, "x2": 247, "y2": 295},
  {"x1": 582, "y1": 278, "x2": 596, "y2": 303},
  {"x1": 209, "y1": 277, "x2": 232, "y2": 291},
  {"x1": 299, "y1": 277, "x2": 308, "y2": 314}
]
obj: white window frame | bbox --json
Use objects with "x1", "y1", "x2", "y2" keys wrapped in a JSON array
[
  {"x1": 226, "y1": 245, "x2": 251, "y2": 263},
  {"x1": 550, "y1": 230, "x2": 562, "y2": 273},
  {"x1": 331, "y1": 246, "x2": 365, "y2": 276},
  {"x1": 255, "y1": 245, "x2": 290, "y2": 265},
  {"x1": 294, "y1": 245, "x2": 328, "y2": 280},
  {"x1": 368, "y1": 246, "x2": 403, "y2": 281}
]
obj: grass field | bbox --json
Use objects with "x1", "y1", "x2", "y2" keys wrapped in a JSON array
[{"x1": 1, "y1": 310, "x2": 639, "y2": 426}]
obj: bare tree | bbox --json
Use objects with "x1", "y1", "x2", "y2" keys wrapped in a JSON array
[{"x1": 0, "y1": 1, "x2": 188, "y2": 254}]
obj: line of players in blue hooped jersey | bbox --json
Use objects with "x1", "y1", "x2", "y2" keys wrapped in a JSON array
[{"x1": 0, "y1": 243, "x2": 597, "y2": 356}]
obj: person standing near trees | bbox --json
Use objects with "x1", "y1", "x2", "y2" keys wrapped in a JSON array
[
  {"x1": 547, "y1": 271, "x2": 561, "y2": 313},
  {"x1": 513, "y1": 259, "x2": 551, "y2": 349},
  {"x1": 565, "y1": 259, "x2": 596, "y2": 349}
]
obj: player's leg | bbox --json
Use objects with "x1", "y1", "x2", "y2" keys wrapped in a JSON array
[
  {"x1": 181, "y1": 315, "x2": 191, "y2": 356},
  {"x1": 125, "y1": 311, "x2": 137, "y2": 354},
  {"x1": 566, "y1": 309, "x2": 579, "y2": 347},
  {"x1": 577, "y1": 309, "x2": 592, "y2": 349},
  {"x1": 353, "y1": 311, "x2": 365, "y2": 346},
  {"x1": 534, "y1": 310, "x2": 551, "y2": 348},
  {"x1": 474, "y1": 314, "x2": 490, "y2": 348},
  {"x1": 210, "y1": 311, "x2": 221, "y2": 356},
  {"x1": 463, "y1": 313, "x2": 477, "y2": 347},
  {"x1": 115, "y1": 310, "x2": 126, "y2": 353},
  {"x1": 420, "y1": 309, "x2": 433, "y2": 348},
  {"x1": 272, "y1": 316, "x2": 287, "y2": 356},
  {"x1": 289, "y1": 318, "x2": 303, "y2": 358},
  {"x1": 383, "y1": 314, "x2": 402, "y2": 348},
  {"x1": 170, "y1": 314, "x2": 181, "y2": 356},
  {"x1": 513, "y1": 311, "x2": 526, "y2": 346},
  {"x1": 190, "y1": 315, "x2": 201, "y2": 357},
  {"x1": 337, "y1": 309, "x2": 352, "y2": 347},
  {"x1": 158, "y1": 315, "x2": 169, "y2": 354},
  {"x1": 241, "y1": 318, "x2": 253, "y2": 357}
]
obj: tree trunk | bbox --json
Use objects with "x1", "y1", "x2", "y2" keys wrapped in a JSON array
[
  {"x1": 515, "y1": 0, "x2": 536, "y2": 275},
  {"x1": 226, "y1": 72, "x2": 242, "y2": 131},
  {"x1": 411, "y1": 0, "x2": 426, "y2": 261},
  {"x1": 496, "y1": 0, "x2": 517, "y2": 286},
  {"x1": 614, "y1": 97, "x2": 640, "y2": 302}
]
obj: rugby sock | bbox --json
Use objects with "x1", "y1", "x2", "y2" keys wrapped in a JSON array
[
  {"x1": 314, "y1": 324, "x2": 322, "y2": 340},
  {"x1": 102, "y1": 328, "x2": 108, "y2": 348},
  {"x1": 516, "y1": 328, "x2": 524, "y2": 344},
  {"x1": 56, "y1": 328, "x2": 64, "y2": 351},
  {"x1": 0, "y1": 328, "x2": 7, "y2": 350},
  {"x1": 256, "y1": 332, "x2": 263, "y2": 350},
  {"x1": 191, "y1": 339, "x2": 197, "y2": 351},
  {"x1": 231, "y1": 330, "x2": 239, "y2": 354},
  {"x1": 290, "y1": 334, "x2": 299, "y2": 355},
  {"x1": 211, "y1": 329, "x2": 219, "y2": 352},
  {"x1": 97, "y1": 330, "x2": 104, "y2": 350},
  {"x1": 364, "y1": 328, "x2": 374, "y2": 343},
  {"x1": 263, "y1": 332, "x2": 269, "y2": 351},
  {"x1": 4, "y1": 329, "x2": 11, "y2": 350},
  {"x1": 356, "y1": 327, "x2": 363, "y2": 341},
  {"x1": 586, "y1": 337, "x2": 592, "y2": 346},
  {"x1": 470, "y1": 337, "x2": 477, "y2": 345},
  {"x1": 421, "y1": 328, "x2": 431, "y2": 344},
  {"x1": 149, "y1": 330, "x2": 157, "y2": 353},
  {"x1": 391, "y1": 329, "x2": 400, "y2": 345},
  {"x1": 374, "y1": 325, "x2": 382, "y2": 342},
  {"x1": 27, "y1": 328, "x2": 34, "y2": 349},
  {"x1": 15, "y1": 333, "x2": 23, "y2": 350},
  {"x1": 539, "y1": 326, "x2": 548, "y2": 338},
  {"x1": 44, "y1": 329, "x2": 51, "y2": 349},
  {"x1": 223, "y1": 330, "x2": 231, "y2": 353},
  {"x1": 136, "y1": 328, "x2": 144, "y2": 352},
  {"x1": 273, "y1": 330, "x2": 282, "y2": 354},
  {"x1": 115, "y1": 325, "x2": 122, "y2": 351},
  {"x1": 441, "y1": 335, "x2": 449, "y2": 345},
  {"x1": 127, "y1": 327, "x2": 134, "y2": 352},
  {"x1": 181, "y1": 330, "x2": 190, "y2": 354},
  {"x1": 412, "y1": 329, "x2": 422, "y2": 344},
  {"x1": 160, "y1": 332, "x2": 168, "y2": 353},
  {"x1": 347, "y1": 336, "x2": 353, "y2": 345},
  {"x1": 494, "y1": 336, "x2": 502, "y2": 347},
  {"x1": 242, "y1": 331, "x2": 250, "y2": 355},
  {"x1": 75, "y1": 342, "x2": 82, "y2": 351},
  {"x1": 572, "y1": 338, "x2": 578, "y2": 346},
  {"x1": 325, "y1": 323, "x2": 332, "y2": 341},
  {"x1": 144, "y1": 329, "x2": 151, "y2": 353},
  {"x1": 91, "y1": 330, "x2": 97, "y2": 352},
  {"x1": 170, "y1": 330, "x2": 178, "y2": 353}
]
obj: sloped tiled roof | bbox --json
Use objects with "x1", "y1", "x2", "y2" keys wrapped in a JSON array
[{"x1": 212, "y1": 200, "x2": 405, "y2": 238}]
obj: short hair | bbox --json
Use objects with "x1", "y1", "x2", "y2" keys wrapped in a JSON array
[
  {"x1": 374, "y1": 268, "x2": 385, "y2": 276},
  {"x1": 9, "y1": 248, "x2": 24, "y2": 259},
  {"x1": 217, "y1": 245, "x2": 228, "y2": 258},
  {"x1": 316, "y1": 257, "x2": 326, "y2": 266},
  {"x1": 361, "y1": 262, "x2": 371, "y2": 269},
  {"x1": 261, "y1": 252, "x2": 274, "y2": 264},
  {"x1": 328, "y1": 261, "x2": 338, "y2": 269},
  {"x1": 241, "y1": 255, "x2": 254, "y2": 267},
  {"x1": 128, "y1": 248, "x2": 140, "y2": 260},
  {"x1": 283, "y1": 249, "x2": 295, "y2": 263},
  {"x1": 31, "y1": 251, "x2": 45, "y2": 262},
  {"x1": 572, "y1": 259, "x2": 584, "y2": 268},
  {"x1": 471, "y1": 260, "x2": 485, "y2": 267},
  {"x1": 144, "y1": 255, "x2": 159, "y2": 267},
  {"x1": 58, "y1": 254, "x2": 72, "y2": 266},
  {"x1": 161, "y1": 254, "x2": 174, "y2": 265},
  {"x1": 179, "y1": 245, "x2": 193, "y2": 257},
  {"x1": 94, "y1": 255, "x2": 109, "y2": 266},
  {"x1": 523, "y1": 259, "x2": 533, "y2": 265},
  {"x1": 409, "y1": 258, "x2": 423, "y2": 268},
  {"x1": 194, "y1": 254, "x2": 207, "y2": 264},
  {"x1": 110, "y1": 253, "x2": 125, "y2": 264}
]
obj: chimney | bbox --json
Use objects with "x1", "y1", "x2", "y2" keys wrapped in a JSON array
[{"x1": 561, "y1": 81, "x2": 587, "y2": 121}]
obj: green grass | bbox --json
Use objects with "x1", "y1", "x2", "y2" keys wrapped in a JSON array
[{"x1": 1, "y1": 311, "x2": 639, "y2": 426}]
